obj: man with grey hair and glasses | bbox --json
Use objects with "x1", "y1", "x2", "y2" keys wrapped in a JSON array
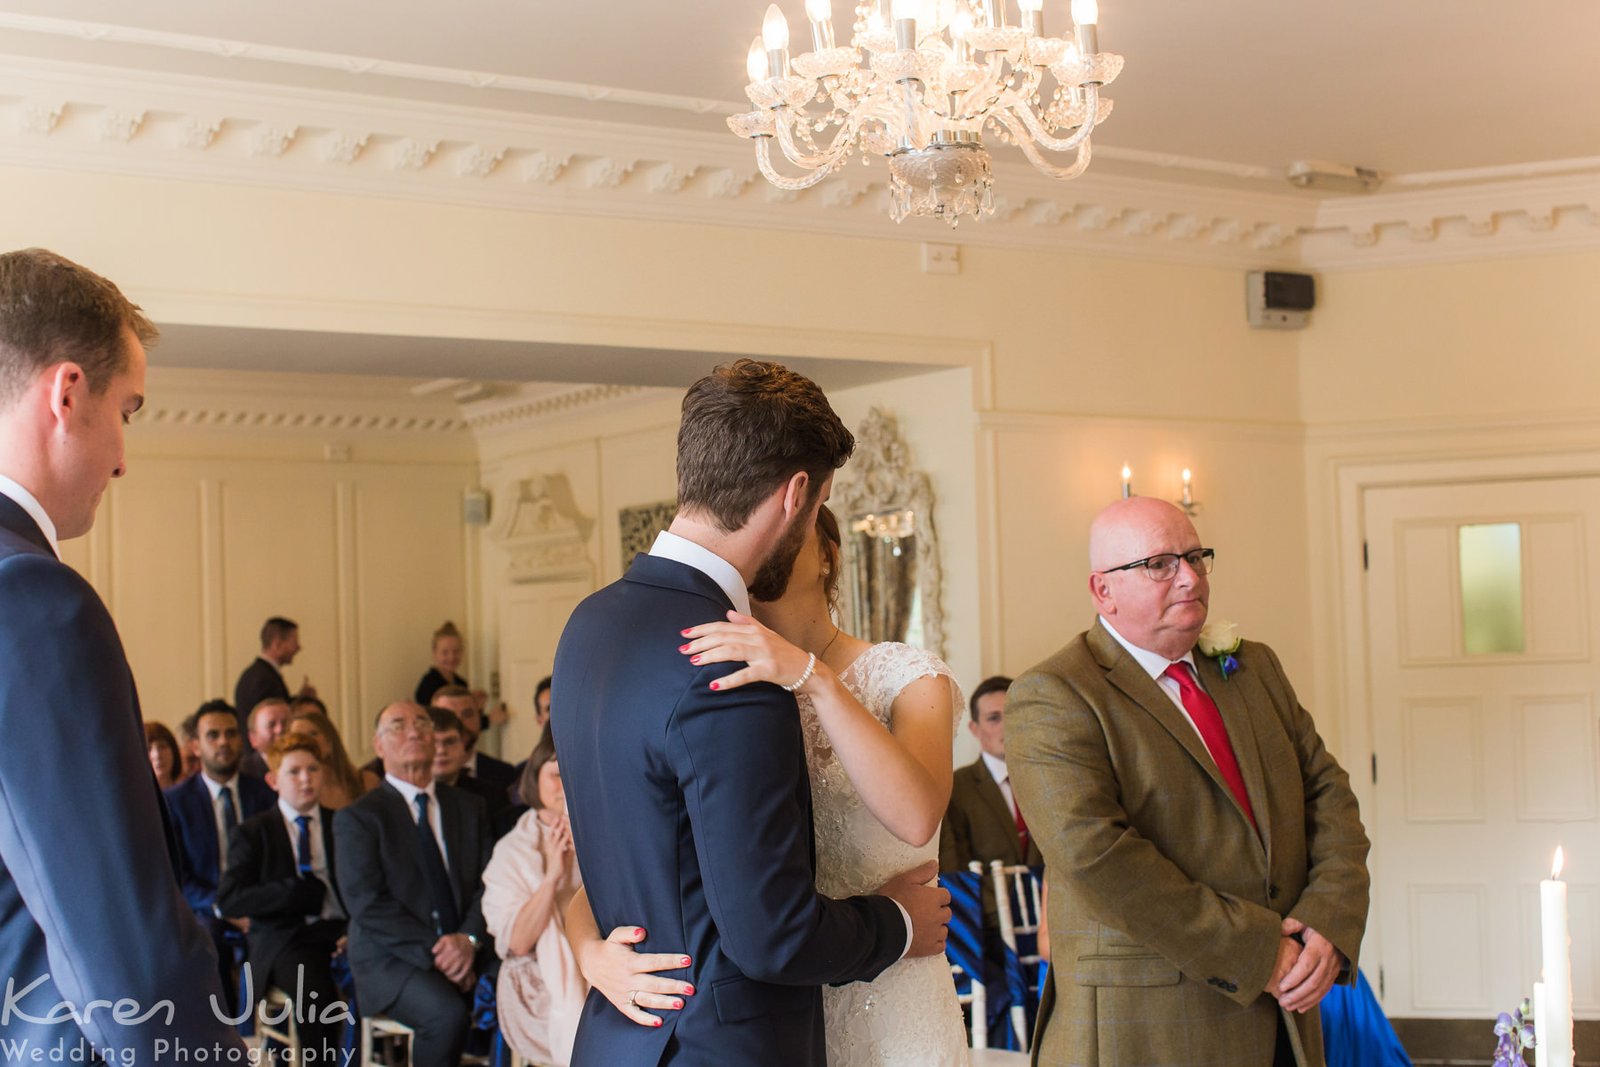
[{"x1": 1007, "y1": 496, "x2": 1370, "y2": 1067}]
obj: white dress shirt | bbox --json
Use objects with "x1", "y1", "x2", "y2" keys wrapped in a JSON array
[
  {"x1": 0, "y1": 473, "x2": 59, "y2": 558},
  {"x1": 201, "y1": 772, "x2": 242, "y2": 870},
  {"x1": 278, "y1": 799, "x2": 344, "y2": 921},
  {"x1": 979, "y1": 750, "x2": 1019, "y2": 819},
  {"x1": 386, "y1": 773, "x2": 450, "y2": 867},
  {"x1": 647, "y1": 530, "x2": 753, "y2": 616},
  {"x1": 650, "y1": 527, "x2": 912, "y2": 958},
  {"x1": 1097, "y1": 615, "x2": 1207, "y2": 743}
]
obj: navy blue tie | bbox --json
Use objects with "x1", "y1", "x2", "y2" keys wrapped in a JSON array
[
  {"x1": 220, "y1": 785, "x2": 238, "y2": 833},
  {"x1": 413, "y1": 794, "x2": 460, "y2": 935},
  {"x1": 294, "y1": 814, "x2": 314, "y2": 874}
]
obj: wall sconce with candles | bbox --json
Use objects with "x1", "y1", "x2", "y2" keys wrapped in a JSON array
[{"x1": 1177, "y1": 468, "x2": 1200, "y2": 516}]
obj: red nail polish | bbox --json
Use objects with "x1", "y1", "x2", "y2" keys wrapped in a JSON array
[
  {"x1": 678, "y1": 644, "x2": 690, "y2": 653},
  {"x1": 684, "y1": 984, "x2": 695, "y2": 994},
  {"x1": 690, "y1": 654, "x2": 702, "y2": 664},
  {"x1": 636, "y1": 928, "x2": 647, "y2": 938},
  {"x1": 680, "y1": 629, "x2": 691, "y2": 637},
  {"x1": 653, "y1": 1018, "x2": 663, "y2": 1027},
  {"x1": 709, "y1": 681, "x2": 720, "y2": 690},
  {"x1": 680, "y1": 958, "x2": 692, "y2": 968},
  {"x1": 673, "y1": 1000, "x2": 683, "y2": 1009}
]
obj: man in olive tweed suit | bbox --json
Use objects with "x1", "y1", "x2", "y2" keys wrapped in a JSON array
[{"x1": 1008, "y1": 498, "x2": 1369, "y2": 1067}]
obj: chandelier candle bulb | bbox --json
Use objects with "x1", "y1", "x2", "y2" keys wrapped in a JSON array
[
  {"x1": 1540, "y1": 847, "x2": 1574, "y2": 1067},
  {"x1": 982, "y1": 0, "x2": 1003, "y2": 27},
  {"x1": 804, "y1": 0, "x2": 836, "y2": 52},
  {"x1": 1018, "y1": 0, "x2": 1044, "y2": 37},
  {"x1": 762, "y1": 4, "x2": 791, "y2": 76},
  {"x1": 1072, "y1": 0, "x2": 1099, "y2": 55},
  {"x1": 746, "y1": 37, "x2": 768, "y2": 83}
]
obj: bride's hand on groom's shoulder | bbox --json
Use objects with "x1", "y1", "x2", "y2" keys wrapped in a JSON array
[
  {"x1": 679, "y1": 611, "x2": 819, "y2": 694},
  {"x1": 875, "y1": 860, "x2": 952, "y2": 959},
  {"x1": 575, "y1": 924, "x2": 697, "y2": 1028}
]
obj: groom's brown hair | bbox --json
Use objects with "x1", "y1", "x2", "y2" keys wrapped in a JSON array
[{"x1": 677, "y1": 359, "x2": 853, "y2": 532}]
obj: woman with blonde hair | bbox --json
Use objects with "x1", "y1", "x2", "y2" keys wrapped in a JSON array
[{"x1": 285, "y1": 705, "x2": 367, "y2": 808}]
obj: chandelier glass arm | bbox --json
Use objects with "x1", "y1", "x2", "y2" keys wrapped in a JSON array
[
  {"x1": 755, "y1": 137, "x2": 847, "y2": 190},
  {"x1": 772, "y1": 106, "x2": 862, "y2": 171},
  {"x1": 1007, "y1": 83, "x2": 1101, "y2": 154},
  {"x1": 993, "y1": 109, "x2": 1094, "y2": 180}
]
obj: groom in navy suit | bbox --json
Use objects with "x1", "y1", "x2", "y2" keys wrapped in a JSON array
[
  {"x1": 0, "y1": 248, "x2": 244, "y2": 1060},
  {"x1": 553, "y1": 360, "x2": 952, "y2": 1067}
]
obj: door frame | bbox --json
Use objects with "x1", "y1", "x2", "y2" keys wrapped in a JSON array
[{"x1": 1322, "y1": 441, "x2": 1600, "y2": 997}]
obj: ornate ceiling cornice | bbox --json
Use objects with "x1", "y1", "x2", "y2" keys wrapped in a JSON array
[
  {"x1": 461, "y1": 383, "x2": 656, "y2": 433},
  {"x1": 0, "y1": 56, "x2": 1595, "y2": 271}
]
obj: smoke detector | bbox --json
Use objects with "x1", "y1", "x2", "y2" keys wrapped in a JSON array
[{"x1": 1286, "y1": 160, "x2": 1385, "y2": 194}]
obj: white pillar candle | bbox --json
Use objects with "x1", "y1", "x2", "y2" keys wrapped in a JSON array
[{"x1": 1540, "y1": 847, "x2": 1574, "y2": 1067}]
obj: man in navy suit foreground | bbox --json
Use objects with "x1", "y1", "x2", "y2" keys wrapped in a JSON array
[
  {"x1": 553, "y1": 360, "x2": 952, "y2": 1067},
  {"x1": 166, "y1": 699, "x2": 276, "y2": 1016},
  {"x1": 0, "y1": 248, "x2": 244, "y2": 1060}
]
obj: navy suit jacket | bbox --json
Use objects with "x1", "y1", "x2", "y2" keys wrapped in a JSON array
[
  {"x1": 165, "y1": 771, "x2": 276, "y2": 921},
  {"x1": 233, "y1": 657, "x2": 288, "y2": 743},
  {"x1": 333, "y1": 781, "x2": 491, "y2": 1014},
  {"x1": 0, "y1": 493, "x2": 244, "y2": 1059},
  {"x1": 552, "y1": 553, "x2": 905, "y2": 1067}
]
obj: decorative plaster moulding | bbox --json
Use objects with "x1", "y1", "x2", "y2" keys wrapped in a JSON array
[
  {"x1": 461, "y1": 382, "x2": 664, "y2": 435},
  {"x1": 0, "y1": 56, "x2": 1596, "y2": 271},
  {"x1": 135, "y1": 369, "x2": 470, "y2": 435}
]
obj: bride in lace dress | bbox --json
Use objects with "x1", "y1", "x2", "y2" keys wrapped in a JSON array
[{"x1": 567, "y1": 505, "x2": 969, "y2": 1066}]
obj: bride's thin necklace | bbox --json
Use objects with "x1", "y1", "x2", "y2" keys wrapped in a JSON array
[{"x1": 815, "y1": 623, "x2": 841, "y2": 662}]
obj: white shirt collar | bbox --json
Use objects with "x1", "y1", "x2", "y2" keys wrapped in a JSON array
[
  {"x1": 979, "y1": 750, "x2": 1008, "y2": 786},
  {"x1": 647, "y1": 530, "x2": 752, "y2": 616},
  {"x1": 0, "y1": 473, "x2": 59, "y2": 558},
  {"x1": 1097, "y1": 615, "x2": 1197, "y2": 681},
  {"x1": 278, "y1": 798, "x2": 318, "y2": 824},
  {"x1": 386, "y1": 772, "x2": 438, "y2": 810},
  {"x1": 201, "y1": 772, "x2": 238, "y2": 801}
]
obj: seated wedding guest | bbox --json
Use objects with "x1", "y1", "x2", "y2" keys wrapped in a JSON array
[
  {"x1": 481, "y1": 730, "x2": 585, "y2": 1067},
  {"x1": 146, "y1": 720, "x2": 185, "y2": 790},
  {"x1": 218, "y1": 733, "x2": 349, "y2": 1065},
  {"x1": 165, "y1": 699, "x2": 275, "y2": 1016},
  {"x1": 178, "y1": 712, "x2": 203, "y2": 781},
  {"x1": 235, "y1": 617, "x2": 316, "y2": 745},
  {"x1": 335, "y1": 701, "x2": 493, "y2": 1067},
  {"x1": 287, "y1": 706, "x2": 368, "y2": 809},
  {"x1": 240, "y1": 697, "x2": 292, "y2": 778},
  {"x1": 434, "y1": 685, "x2": 517, "y2": 798},
  {"x1": 430, "y1": 705, "x2": 511, "y2": 825}
]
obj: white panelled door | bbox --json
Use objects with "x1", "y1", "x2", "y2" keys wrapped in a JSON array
[
  {"x1": 1365, "y1": 478, "x2": 1599, "y2": 1018},
  {"x1": 497, "y1": 577, "x2": 591, "y2": 761}
]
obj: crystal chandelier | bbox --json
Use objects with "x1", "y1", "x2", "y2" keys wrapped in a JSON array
[{"x1": 727, "y1": 0, "x2": 1123, "y2": 227}]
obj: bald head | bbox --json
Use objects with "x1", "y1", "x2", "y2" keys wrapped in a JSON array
[{"x1": 1087, "y1": 497, "x2": 1210, "y2": 659}]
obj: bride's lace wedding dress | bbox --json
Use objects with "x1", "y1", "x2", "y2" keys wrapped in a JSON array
[{"x1": 798, "y1": 641, "x2": 970, "y2": 1067}]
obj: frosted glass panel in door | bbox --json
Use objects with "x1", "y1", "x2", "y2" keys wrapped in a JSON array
[{"x1": 1459, "y1": 522, "x2": 1524, "y2": 655}]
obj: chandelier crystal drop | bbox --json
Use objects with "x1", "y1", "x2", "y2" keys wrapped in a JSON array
[{"x1": 728, "y1": 0, "x2": 1124, "y2": 227}]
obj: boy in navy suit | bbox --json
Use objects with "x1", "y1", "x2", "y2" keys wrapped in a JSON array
[{"x1": 219, "y1": 732, "x2": 349, "y2": 1063}]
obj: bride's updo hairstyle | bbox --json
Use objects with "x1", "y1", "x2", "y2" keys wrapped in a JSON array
[{"x1": 817, "y1": 504, "x2": 844, "y2": 613}]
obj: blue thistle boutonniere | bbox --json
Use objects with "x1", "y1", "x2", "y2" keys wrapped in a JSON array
[{"x1": 1197, "y1": 619, "x2": 1242, "y2": 680}]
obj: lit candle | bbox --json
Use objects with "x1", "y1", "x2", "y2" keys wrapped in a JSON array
[
  {"x1": 1017, "y1": 0, "x2": 1044, "y2": 37},
  {"x1": 1072, "y1": 0, "x2": 1099, "y2": 56},
  {"x1": 890, "y1": 0, "x2": 917, "y2": 49},
  {"x1": 762, "y1": 4, "x2": 791, "y2": 77},
  {"x1": 805, "y1": 0, "x2": 835, "y2": 51},
  {"x1": 746, "y1": 37, "x2": 768, "y2": 84},
  {"x1": 1540, "y1": 847, "x2": 1574, "y2": 1067},
  {"x1": 1120, "y1": 465, "x2": 1132, "y2": 499},
  {"x1": 1181, "y1": 468, "x2": 1193, "y2": 508}
]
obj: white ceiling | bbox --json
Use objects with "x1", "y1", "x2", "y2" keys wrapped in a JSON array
[{"x1": 1, "y1": 0, "x2": 1597, "y2": 184}]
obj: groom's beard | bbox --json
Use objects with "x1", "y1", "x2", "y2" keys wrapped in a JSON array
[{"x1": 748, "y1": 512, "x2": 810, "y2": 603}]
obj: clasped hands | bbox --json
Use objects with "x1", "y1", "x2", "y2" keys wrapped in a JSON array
[
  {"x1": 1264, "y1": 917, "x2": 1342, "y2": 1013},
  {"x1": 433, "y1": 932, "x2": 477, "y2": 991}
]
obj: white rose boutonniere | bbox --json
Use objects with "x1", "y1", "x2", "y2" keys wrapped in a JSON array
[{"x1": 1197, "y1": 619, "x2": 1242, "y2": 680}]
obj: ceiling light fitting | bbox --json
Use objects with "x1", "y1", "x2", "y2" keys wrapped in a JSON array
[
  {"x1": 728, "y1": 0, "x2": 1124, "y2": 227},
  {"x1": 1286, "y1": 160, "x2": 1385, "y2": 194}
]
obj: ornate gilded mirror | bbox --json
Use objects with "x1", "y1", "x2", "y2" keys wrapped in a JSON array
[{"x1": 833, "y1": 408, "x2": 946, "y2": 658}]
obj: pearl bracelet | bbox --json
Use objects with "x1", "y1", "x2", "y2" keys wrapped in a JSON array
[{"x1": 782, "y1": 652, "x2": 817, "y2": 693}]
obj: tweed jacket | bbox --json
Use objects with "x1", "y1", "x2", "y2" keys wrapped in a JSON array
[{"x1": 1007, "y1": 621, "x2": 1370, "y2": 1067}]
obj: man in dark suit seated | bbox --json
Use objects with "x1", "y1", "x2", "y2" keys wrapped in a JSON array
[
  {"x1": 240, "y1": 696, "x2": 291, "y2": 779},
  {"x1": 336, "y1": 700, "x2": 492, "y2": 1067},
  {"x1": 430, "y1": 704, "x2": 511, "y2": 827},
  {"x1": 165, "y1": 699, "x2": 277, "y2": 1015},
  {"x1": 0, "y1": 247, "x2": 243, "y2": 1060},
  {"x1": 433, "y1": 685, "x2": 516, "y2": 797},
  {"x1": 939, "y1": 676, "x2": 1044, "y2": 891},
  {"x1": 235, "y1": 616, "x2": 316, "y2": 744},
  {"x1": 218, "y1": 732, "x2": 350, "y2": 1063}
]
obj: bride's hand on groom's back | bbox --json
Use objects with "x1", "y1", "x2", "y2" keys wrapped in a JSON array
[
  {"x1": 875, "y1": 860, "x2": 952, "y2": 959},
  {"x1": 679, "y1": 611, "x2": 818, "y2": 693},
  {"x1": 574, "y1": 924, "x2": 696, "y2": 1028}
]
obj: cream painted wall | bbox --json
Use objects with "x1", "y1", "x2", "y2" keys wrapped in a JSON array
[{"x1": 62, "y1": 370, "x2": 478, "y2": 765}]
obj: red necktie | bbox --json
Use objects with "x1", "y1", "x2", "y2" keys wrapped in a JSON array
[
  {"x1": 1006, "y1": 779, "x2": 1030, "y2": 855},
  {"x1": 1162, "y1": 663, "x2": 1257, "y2": 829}
]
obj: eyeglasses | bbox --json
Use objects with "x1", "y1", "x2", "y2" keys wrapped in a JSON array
[
  {"x1": 377, "y1": 716, "x2": 435, "y2": 737},
  {"x1": 1099, "y1": 548, "x2": 1215, "y2": 582}
]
